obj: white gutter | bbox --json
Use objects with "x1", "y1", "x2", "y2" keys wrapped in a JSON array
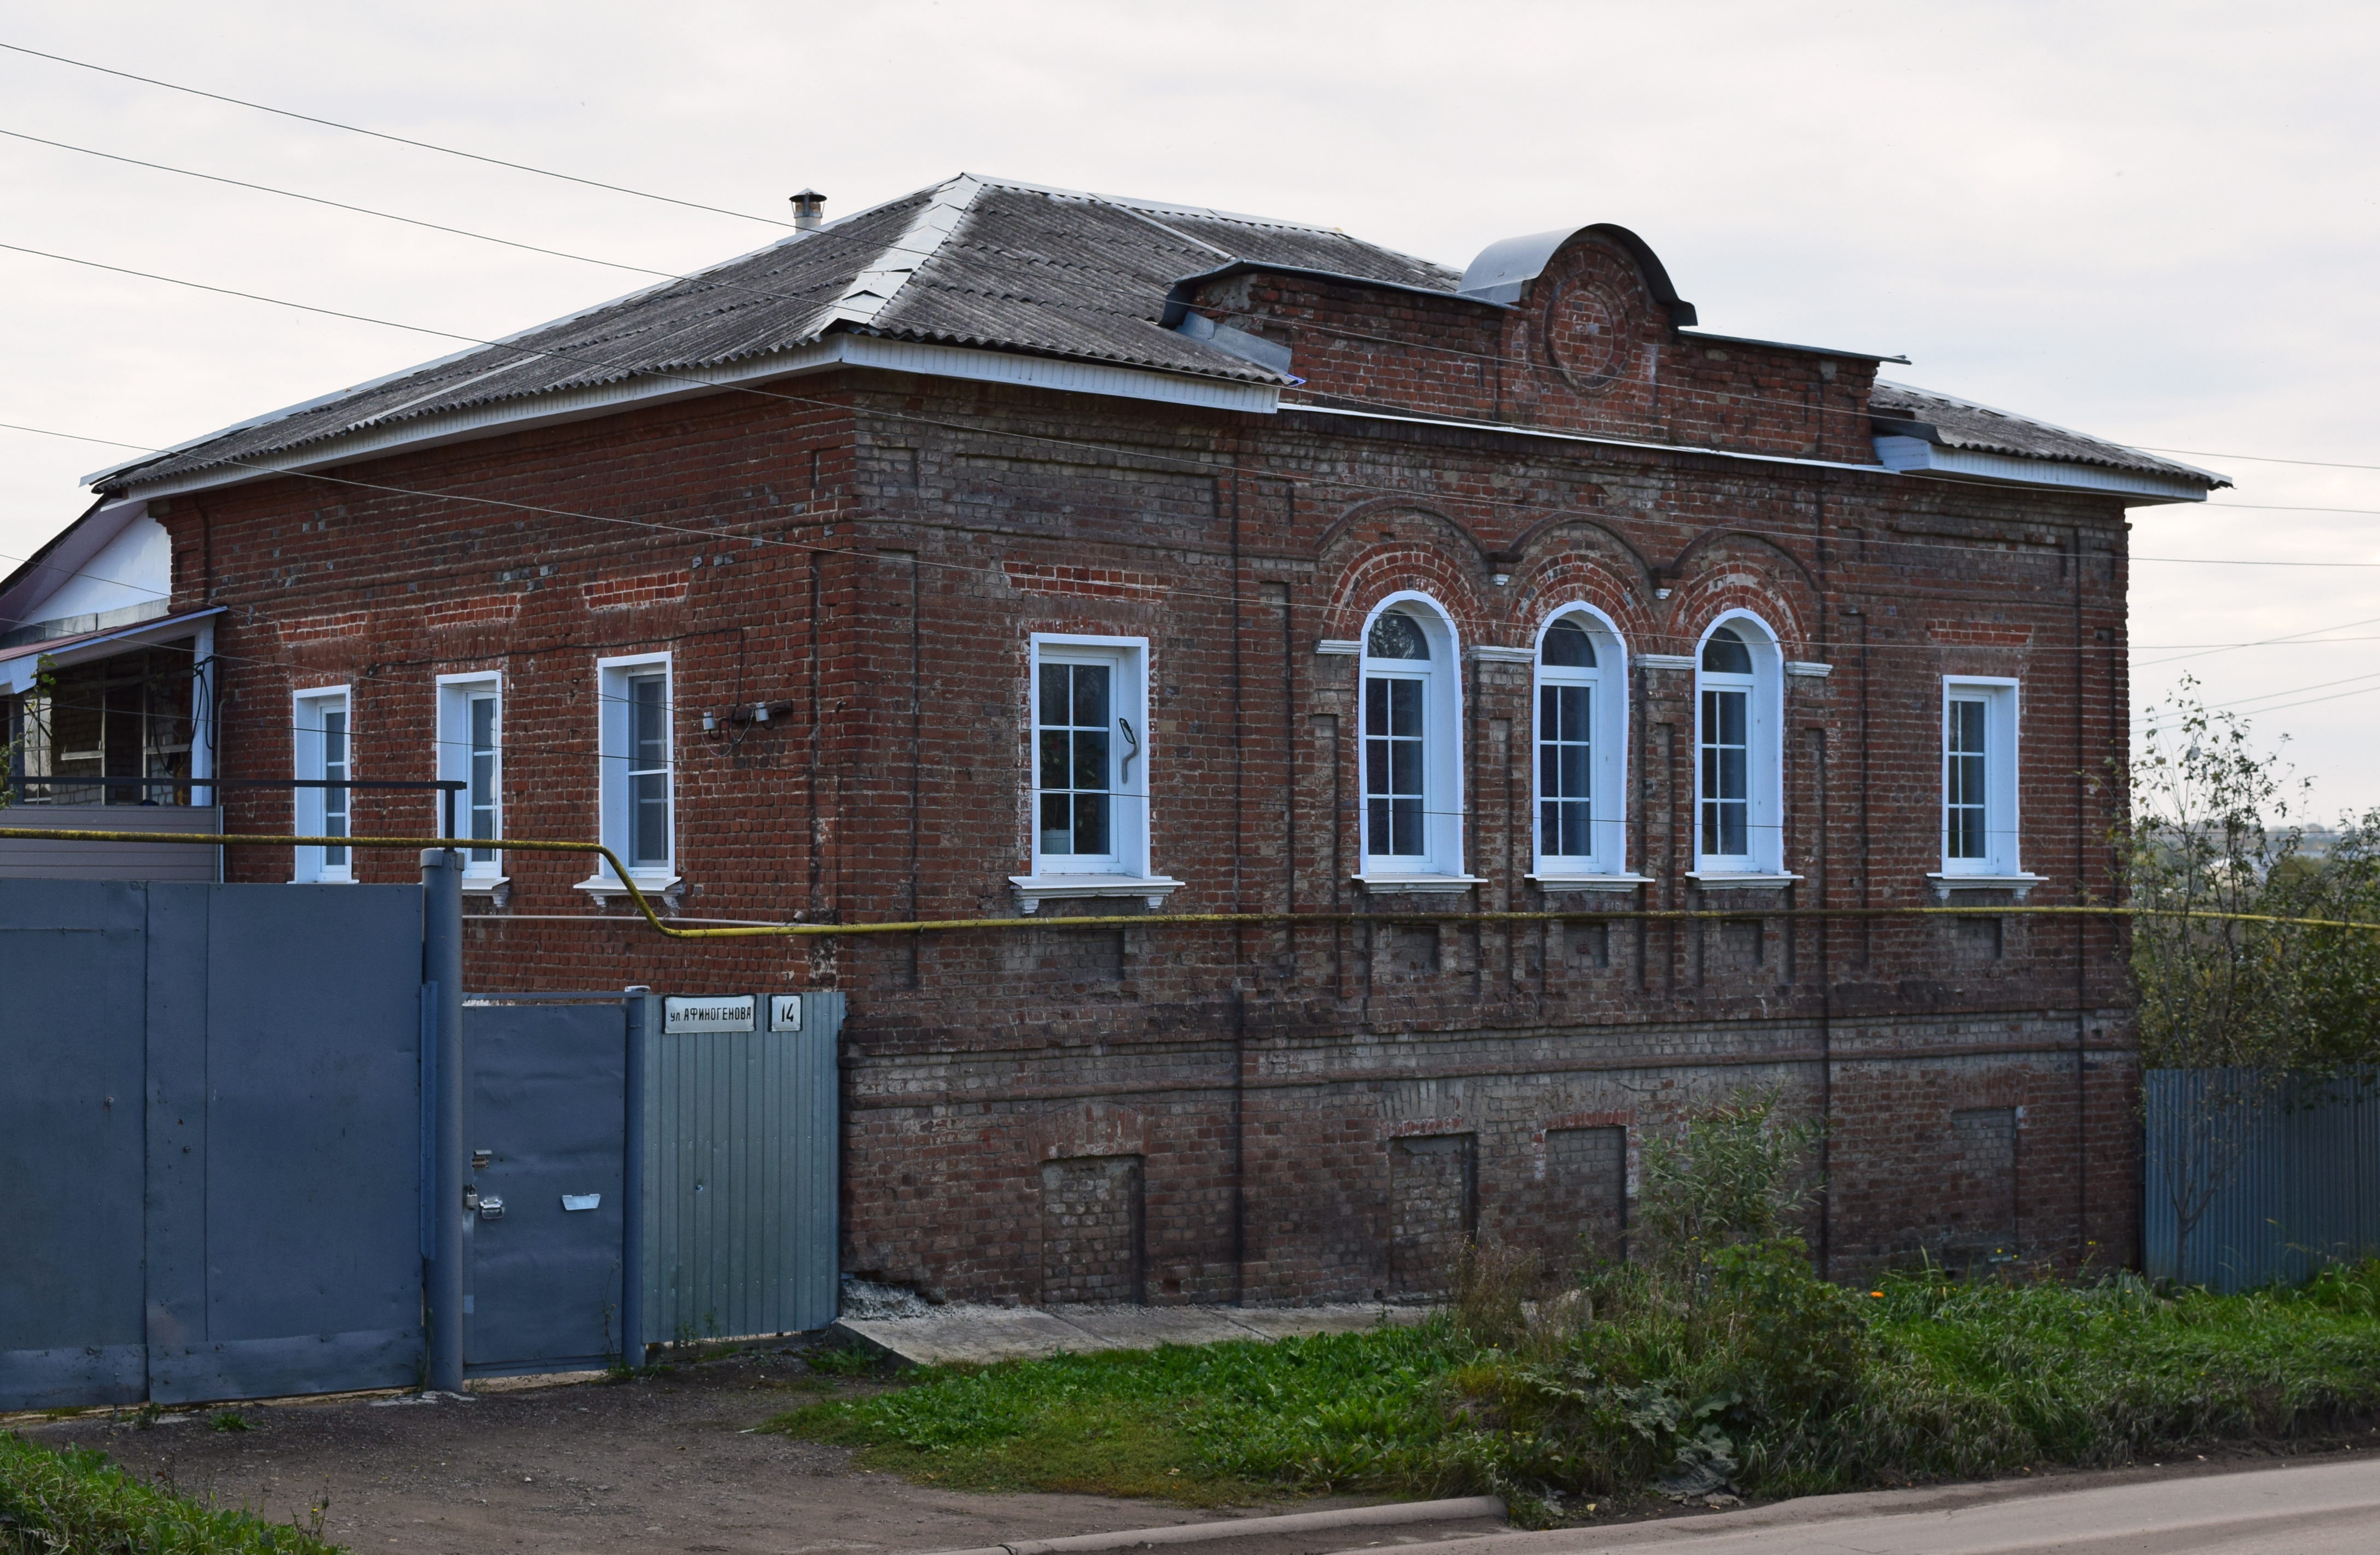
[{"x1": 111, "y1": 337, "x2": 1280, "y2": 501}]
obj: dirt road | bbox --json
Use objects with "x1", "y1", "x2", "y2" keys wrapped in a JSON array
[{"x1": 14, "y1": 1349, "x2": 1424, "y2": 1555}]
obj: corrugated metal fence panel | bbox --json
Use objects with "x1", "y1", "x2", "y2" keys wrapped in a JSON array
[
  {"x1": 2143, "y1": 1067, "x2": 2380, "y2": 1291},
  {"x1": 641, "y1": 991, "x2": 839, "y2": 1346}
]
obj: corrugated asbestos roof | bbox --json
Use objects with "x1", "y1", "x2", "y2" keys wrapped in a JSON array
[
  {"x1": 89, "y1": 174, "x2": 2220, "y2": 498},
  {"x1": 94, "y1": 175, "x2": 1461, "y2": 493},
  {"x1": 1870, "y1": 380, "x2": 2228, "y2": 488}
]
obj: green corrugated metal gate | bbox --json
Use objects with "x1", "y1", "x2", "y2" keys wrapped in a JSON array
[{"x1": 640, "y1": 991, "x2": 843, "y2": 1346}]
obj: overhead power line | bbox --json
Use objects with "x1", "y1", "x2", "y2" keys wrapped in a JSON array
[{"x1": 0, "y1": 40, "x2": 794, "y2": 228}]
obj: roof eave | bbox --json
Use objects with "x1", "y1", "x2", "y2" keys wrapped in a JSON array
[{"x1": 1873, "y1": 435, "x2": 2219, "y2": 505}]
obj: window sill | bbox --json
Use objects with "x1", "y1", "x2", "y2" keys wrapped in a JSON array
[
  {"x1": 575, "y1": 871, "x2": 681, "y2": 902},
  {"x1": 1927, "y1": 872, "x2": 2046, "y2": 902},
  {"x1": 287, "y1": 875, "x2": 358, "y2": 885},
  {"x1": 1008, "y1": 874, "x2": 1185, "y2": 913},
  {"x1": 1527, "y1": 872, "x2": 1656, "y2": 894},
  {"x1": 1684, "y1": 870, "x2": 1804, "y2": 890},
  {"x1": 1351, "y1": 872, "x2": 1487, "y2": 895},
  {"x1": 459, "y1": 874, "x2": 510, "y2": 895}
]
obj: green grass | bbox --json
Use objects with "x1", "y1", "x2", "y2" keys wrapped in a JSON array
[
  {"x1": 1, "y1": 1431, "x2": 341, "y2": 1553},
  {"x1": 765, "y1": 1255, "x2": 2380, "y2": 1520}
]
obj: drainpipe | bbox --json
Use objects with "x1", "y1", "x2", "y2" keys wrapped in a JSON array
[{"x1": 422, "y1": 848, "x2": 465, "y2": 1393}]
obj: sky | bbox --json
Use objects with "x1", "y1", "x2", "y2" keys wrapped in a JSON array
[{"x1": 3, "y1": 2, "x2": 2377, "y2": 814}]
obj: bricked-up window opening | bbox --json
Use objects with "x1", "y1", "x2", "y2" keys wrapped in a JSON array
[
  {"x1": 1024, "y1": 635, "x2": 1150, "y2": 884},
  {"x1": 588, "y1": 651, "x2": 676, "y2": 890},
  {"x1": 1545, "y1": 1126, "x2": 1627, "y2": 1261},
  {"x1": 1944, "y1": 1107, "x2": 2019, "y2": 1270},
  {"x1": 435, "y1": 673, "x2": 503, "y2": 878},
  {"x1": 291, "y1": 686, "x2": 352, "y2": 882},
  {"x1": 1359, "y1": 597, "x2": 1463, "y2": 879},
  {"x1": 1940, "y1": 677, "x2": 2022, "y2": 877},
  {"x1": 1694, "y1": 614, "x2": 1784, "y2": 875},
  {"x1": 1037, "y1": 661, "x2": 1112, "y2": 860},
  {"x1": 1041, "y1": 1155, "x2": 1145, "y2": 1303},
  {"x1": 1390, "y1": 1134, "x2": 1477, "y2": 1295}
]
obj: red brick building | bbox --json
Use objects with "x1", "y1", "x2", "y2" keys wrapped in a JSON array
[{"x1": 13, "y1": 174, "x2": 2226, "y2": 1301}]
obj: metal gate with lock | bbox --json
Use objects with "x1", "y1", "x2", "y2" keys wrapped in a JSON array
[
  {"x1": 462, "y1": 993, "x2": 635, "y2": 1376},
  {"x1": 457, "y1": 989, "x2": 842, "y2": 1373}
]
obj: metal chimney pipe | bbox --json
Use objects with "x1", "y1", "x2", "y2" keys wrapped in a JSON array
[{"x1": 789, "y1": 189, "x2": 826, "y2": 232}]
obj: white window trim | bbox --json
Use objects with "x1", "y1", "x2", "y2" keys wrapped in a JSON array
[
  {"x1": 1355, "y1": 592, "x2": 1480, "y2": 892},
  {"x1": 1527, "y1": 602, "x2": 1647, "y2": 888},
  {"x1": 1930, "y1": 675, "x2": 2045, "y2": 898},
  {"x1": 1010, "y1": 632, "x2": 1181, "y2": 913},
  {"x1": 290, "y1": 683, "x2": 353, "y2": 884},
  {"x1": 578, "y1": 651, "x2": 679, "y2": 898},
  {"x1": 1691, "y1": 611, "x2": 1788, "y2": 879},
  {"x1": 435, "y1": 671, "x2": 506, "y2": 890}
]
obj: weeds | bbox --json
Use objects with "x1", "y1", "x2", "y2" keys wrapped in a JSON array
[
  {"x1": 0, "y1": 1432, "x2": 340, "y2": 1554},
  {"x1": 771, "y1": 1092, "x2": 2380, "y2": 1519},
  {"x1": 208, "y1": 1412, "x2": 249, "y2": 1434},
  {"x1": 806, "y1": 1344, "x2": 883, "y2": 1378}
]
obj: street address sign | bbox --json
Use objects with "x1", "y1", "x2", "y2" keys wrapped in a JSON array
[{"x1": 663, "y1": 995, "x2": 755, "y2": 1034}]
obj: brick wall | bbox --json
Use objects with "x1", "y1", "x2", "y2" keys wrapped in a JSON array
[{"x1": 148, "y1": 243, "x2": 2140, "y2": 1305}]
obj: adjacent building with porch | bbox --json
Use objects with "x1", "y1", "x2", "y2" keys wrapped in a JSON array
[{"x1": 7, "y1": 174, "x2": 2227, "y2": 1301}]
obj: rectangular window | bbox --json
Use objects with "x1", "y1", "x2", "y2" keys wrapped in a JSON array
[
  {"x1": 1037, "y1": 660, "x2": 1112, "y2": 861},
  {"x1": 1026, "y1": 637, "x2": 1148, "y2": 880},
  {"x1": 586, "y1": 653, "x2": 675, "y2": 889},
  {"x1": 1941, "y1": 679, "x2": 2021, "y2": 875},
  {"x1": 435, "y1": 675, "x2": 503, "y2": 877},
  {"x1": 1699, "y1": 687, "x2": 1749, "y2": 858},
  {"x1": 1537, "y1": 682, "x2": 1592, "y2": 858},
  {"x1": 629, "y1": 673, "x2": 670, "y2": 868},
  {"x1": 1946, "y1": 697, "x2": 1988, "y2": 860},
  {"x1": 1364, "y1": 676, "x2": 1426, "y2": 857},
  {"x1": 291, "y1": 686, "x2": 352, "y2": 882}
]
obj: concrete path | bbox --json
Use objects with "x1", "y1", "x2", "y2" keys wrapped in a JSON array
[
  {"x1": 1380, "y1": 1454, "x2": 2380, "y2": 1554},
  {"x1": 833, "y1": 1302, "x2": 1423, "y2": 1365}
]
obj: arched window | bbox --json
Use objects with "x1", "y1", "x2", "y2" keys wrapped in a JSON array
[
  {"x1": 1360, "y1": 597, "x2": 1465, "y2": 882},
  {"x1": 1694, "y1": 615, "x2": 1783, "y2": 875},
  {"x1": 1532, "y1": 607, "x2": 1628, "y2": 876}
]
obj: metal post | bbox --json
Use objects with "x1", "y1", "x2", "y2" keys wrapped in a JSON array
[
  {"x1": 422, "y1": 849, "x2": 466, "y2": 1393},
  {"x1": 620, "y1": 987, "x2": 650, "y2": 1370}
]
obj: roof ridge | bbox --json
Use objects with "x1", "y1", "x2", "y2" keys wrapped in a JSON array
[{"x1": 821, "y1": 174, "x2": 987, "y2": 331}]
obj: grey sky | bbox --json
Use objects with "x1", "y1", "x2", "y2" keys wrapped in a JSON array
[{"x1": 4, "y1": 2, "x2": 2375, "y2": 812}]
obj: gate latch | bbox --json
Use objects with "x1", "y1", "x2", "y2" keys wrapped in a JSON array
[
  {"x1": 471, "y1": 1149, "x2": 492, "y2": 1170},
  {"x1": 476, "y1": 1195, "x2": 506, "y2": 1223}
]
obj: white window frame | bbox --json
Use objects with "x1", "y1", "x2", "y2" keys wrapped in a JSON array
[
  {"x1": 290, "y1": 684, "x2": 353, "y2": 884},
  {"x1": 1010, "y1": 634, "x2": 1179, "y2": 913},
  {"x1": 435, "y1": 671, "x2": 504, "y2": 886},
  {"x1": 579, "y1": 651, "x2": 678, "y2": 895},
  {"x1": 1939, "y1": 677, "x2": 2021, "y2": 877},
  {"x1": 1529, "y1": 604, "x2": 1633, "y2": 881},
  {"x1": 1356, "y1": 593, "x2": 1472, "y2": 890},
  {"x1": 1691, "y1": 611, "x2": 1787, "y2": 879}
]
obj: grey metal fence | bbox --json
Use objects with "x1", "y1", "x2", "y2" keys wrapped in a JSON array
[
  {"x1": 2143, "y1": 1066, "x2": 2380, "y2": 1291},
  {"x1": 642, "y1": 991, "x2": 842, "y2": 1346},
  {"x1": 0, "y1": 880, "x2": 425, "y2": 1410}
]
